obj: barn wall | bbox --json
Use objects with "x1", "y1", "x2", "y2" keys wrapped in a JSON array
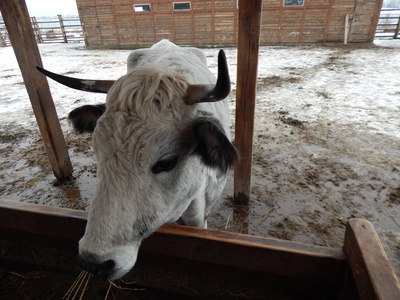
[{"x1": 76, "y1": 0, "x2": 383, "y2": 48}]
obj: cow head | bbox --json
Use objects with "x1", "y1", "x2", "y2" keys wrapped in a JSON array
[{"x1": 38, "y1": 50, "x2": 237, "y2": 280}]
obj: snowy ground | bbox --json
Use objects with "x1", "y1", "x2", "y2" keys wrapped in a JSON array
[{"x1": 1, "y1": 40, "x2": 399, "y2": 277}]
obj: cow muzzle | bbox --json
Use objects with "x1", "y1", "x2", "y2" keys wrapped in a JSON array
[
  {"x1": 78, "y1": 253, "x2": 116, "y2": 278},
  {"x1": 78, "y1": 240, "x2": 140, "y2": 280}
]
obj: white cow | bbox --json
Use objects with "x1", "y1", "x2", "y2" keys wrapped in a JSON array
[{"x1": 38, "y1": 40, "x2": 237, "y2": 280}]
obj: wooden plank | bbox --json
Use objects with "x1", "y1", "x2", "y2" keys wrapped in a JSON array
[
  {"x1": 116, "y1": 15, "x2": 136, "y2": 43},
  {"x1": 113, "y1": 0, "x2": 131, "y2": 3},
  {"x1": 194, "y1": 12, "x2": 212, "y2": 43},
  {"x1": 114, "y1": 4, "x2": 132, "y2": 14},
  {"x1": 193, "y1": 0, "x2": 212, "y2": 11},
  {"x1": 153, "y1": 2, "x2": 170, "y2": 12},
  {"x1": 349, "y1": 0, "x2": 382, "y2": 43},
  {"x1": 136, "y1": 14, "x2": 154, "y2": 44},
  {"x1": 79, "y1": 6, "x2": 102, "y2": 47},
  {"x1": 141, "y1": 226, "x2": 346, "y2": 282},
  {"x1": 214, "y1": 0, "x2": 236, "y2": 9},
  {"x1": 261, "y1": 9, "x2": 280, "y2": 43},
  {"x1": 395, "y1": 20, "x2": 400, "y2": 39},
  {"x1": 57, "y1": 14, "x2": 68, "y2": 43},
  {"x1": 0, "y1": 199, "x2": 347, "y2": 283},
  {"x1": 261, "y1": 30, "x2": 280, "y2": 43},
  {"x1": 0, "y1": 199, "x2": 87, "y2": 241},
  {"x1": 0, "y1": 0, "x2": 73, "y2": 179},
  {"x1": 263, "y1": 0, "x2": 282, "y2": 8},
  {"x1": 307, "y1": 0, "x2": 331, "y2": 6},
  {"x1": 214, "y1": 32, "x2": 234, "y2": 43},
  {"x1": 344, "y1": 218, "x2": 400, "y2": 300},
  {"x1": 0, "y1": 30, "x2": 6, "y2": 46},
  {"x1": 234, "y1": 0, "x2": 263, "y2": 205},
  {"x1": 174, "y1": 13, "x2": 193, "y2": 44}
]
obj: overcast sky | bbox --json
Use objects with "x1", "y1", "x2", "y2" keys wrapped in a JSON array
[{"x1": 25, "y1": 0, "x2": 79, "y2": 17}]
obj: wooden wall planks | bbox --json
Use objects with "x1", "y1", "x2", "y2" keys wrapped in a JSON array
[{"x1": 75, "y1": 0, "x2": 383, "y2": 48}]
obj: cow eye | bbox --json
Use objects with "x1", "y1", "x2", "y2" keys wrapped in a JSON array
[{"x1": 151, "y1": 155, "x2": 179, "y2": 174}]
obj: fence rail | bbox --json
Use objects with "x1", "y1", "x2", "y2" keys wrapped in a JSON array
[
  {"x1": 2, "y1": 10, "x2": 399, "y2": 46},
  {"x1": 0, "y1": 14, "x2": 83, "y2": 46},
  {"x1": 375, "y1": 8, "x2": 400, "y2": 39}
]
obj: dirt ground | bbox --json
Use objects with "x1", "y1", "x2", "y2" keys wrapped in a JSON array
[{"x1": 0, "y1": 41, "x2": 399, "y2": 283}]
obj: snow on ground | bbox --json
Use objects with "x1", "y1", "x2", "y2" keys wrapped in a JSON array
[{"x1": 1, "y1": 40, "x2": 400, "y2": 277}]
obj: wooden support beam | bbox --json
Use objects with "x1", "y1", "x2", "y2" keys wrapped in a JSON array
[
  {"x1": 234, "y1": 0, "x2": 263, "y2": 205},
  {"x1": 0, "y1": 0, "x2": 73, "y2": 179},
  {"x1": 344, "y1": 218, "x2": 400, "y2": 300}
]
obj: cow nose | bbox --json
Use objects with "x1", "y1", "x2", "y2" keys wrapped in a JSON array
[{"x1": 78, "y1": 254, "x2": 115, "y2": 278}]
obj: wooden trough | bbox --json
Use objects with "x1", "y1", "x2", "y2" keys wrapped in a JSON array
[{"x1": 1, "y1": 199, "x2": 399, "y2": 299}]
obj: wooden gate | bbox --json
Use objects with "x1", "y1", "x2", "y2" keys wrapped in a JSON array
[{"x1": 375, "y1": 8, "x2": 400, "y2": 39}]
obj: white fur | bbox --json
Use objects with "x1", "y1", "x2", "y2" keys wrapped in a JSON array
[{"x1": 79, "y1": 40, "x2": 231, "y2": 279}]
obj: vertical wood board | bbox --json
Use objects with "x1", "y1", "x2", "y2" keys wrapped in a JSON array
[
  {"x1": 234, "y1": 0, "x2": 263, "y2": 205},
  {"x1": 344, "y1": 218, "x2": 400, "y2": 299},
  {"x1": 0, "y1": 0, "x2": 73, "y2": 179}
]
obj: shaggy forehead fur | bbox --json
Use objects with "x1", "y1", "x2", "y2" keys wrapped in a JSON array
[
  {"x1": 93, "y1": 111, "x2": 184, "y2": 172},
  {"x1": 92, "y1": 66, "x2": 196, "y2": 186},
  {"x1": 106, "y1": 66, "x2": 193, "y2": 121}
]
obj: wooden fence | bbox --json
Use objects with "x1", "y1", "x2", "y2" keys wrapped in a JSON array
[
  {"x1": 2, "y1": 8, "x2": 397, "y2": 47},
  {"x1": 76, "y1": 0, "x2": 383, "y2": 48},
  {"x1": 0, "y1": 14, "x2": 84, "y2": 46},
  {"x1": 375, "y1": 8, "x2": 400, "y2": 39}
]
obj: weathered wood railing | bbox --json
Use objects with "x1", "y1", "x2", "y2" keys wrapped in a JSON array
[
  {"x1": 375, "y1": 8, "x2": 400, "y2": 39},
  {"x1": 0, "y1": 14, "x2": 83, "y2": 46}
]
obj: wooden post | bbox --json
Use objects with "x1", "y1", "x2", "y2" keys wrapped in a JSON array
[
  {"x1": 394, "y1": 16, "x2": 400, "y2": 39},
  {"x1": 58, "y1": 14, "x2": 68, "y2": 43},
  {"x1": 234, "y1": 0, "x2": 263, "y2": 205},
  {"x1": 0, "y1": 0, "x2": 73, "y2": 179},
  {"x1": 344, "y1": 219, "x2": 400, "y2": 299},
  {"x1": 344, "y1": 14, "x2": 350, "y2": 45},
  {"x1": 0, "y1": 30, "x2": 6, "y2": 46},
  {"x1": 31, "y1": 16, "x2": 42, "y2": 43}
]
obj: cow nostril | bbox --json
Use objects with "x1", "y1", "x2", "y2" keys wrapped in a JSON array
[
  {"x1": 78, "y1": 255, "x2": 115, "y2": 278},
  {"x1": 99, "y1": 259, "x2": 115, "y2": 275}
]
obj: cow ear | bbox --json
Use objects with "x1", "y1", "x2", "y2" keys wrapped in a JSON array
[
  {"x1": 68, "y1": 104, "x2": 106, "y2": 134},
  {"x1": 192, "y1": 119, "x2": 238, "y2": 172}
]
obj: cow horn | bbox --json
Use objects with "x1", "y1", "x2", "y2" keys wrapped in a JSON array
[
  {"x1": 36, "y1": 66, "x2": 115, "y2": 94},
  {"x1": 184, "y1": 50, "x2": 230, "y2": 105}
]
